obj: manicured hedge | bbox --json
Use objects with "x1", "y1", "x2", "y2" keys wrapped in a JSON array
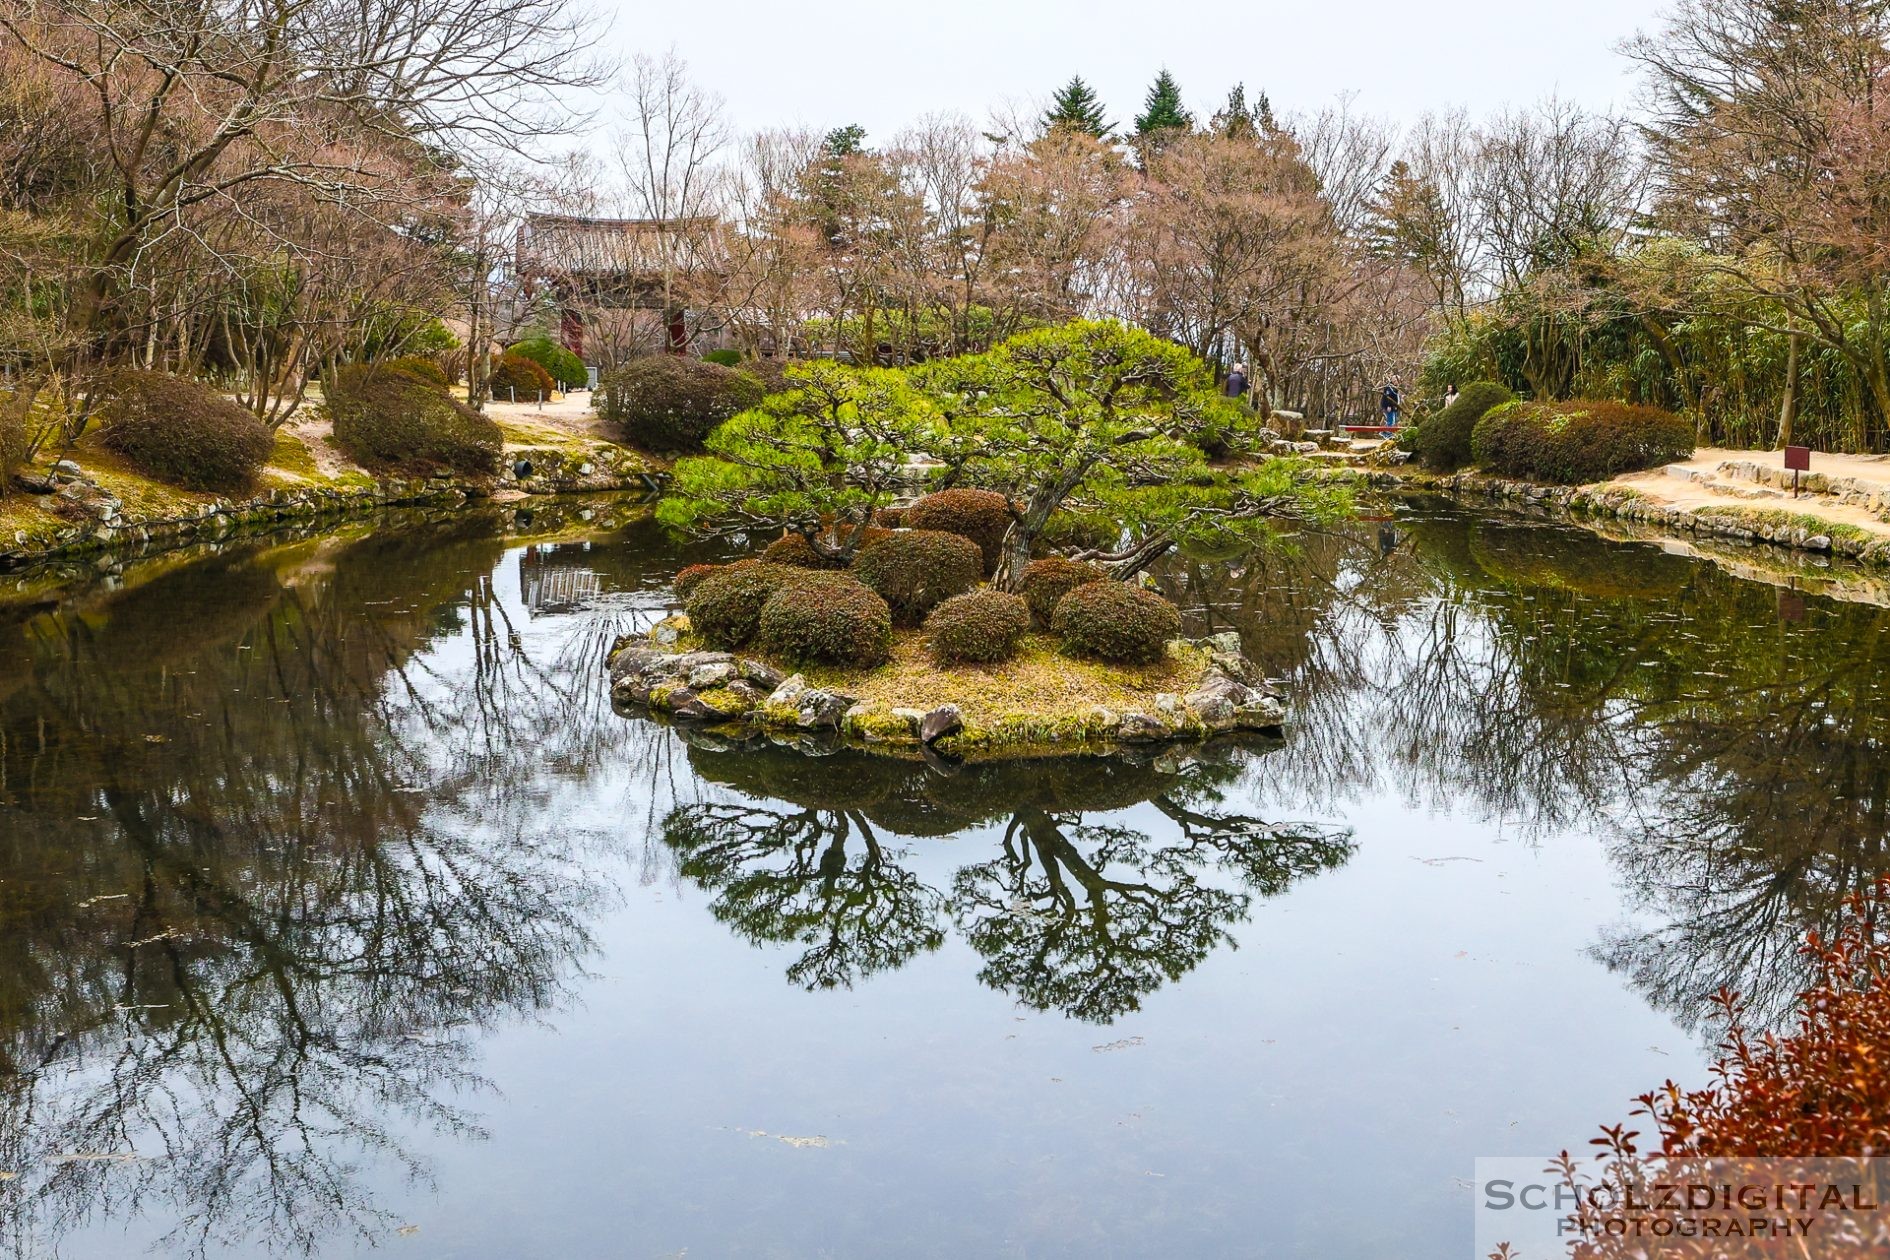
[
  {"x1": 902, "y1": 488, "x2": 1013, "y2": 575},
  {"x1": 1020, "y1": 556, "x2": 1107, "y2": 625},
  {"x1": 1471, "y1": 400, "x2": 1695, "y2": 484},
  {"x1": 383, "y1": 356, "x2": 450, "y2": 389},
  {"x1": 1410, "y1": 380, "x2": 1512, "y2": 471},
  {"x1": 755, "y1": 579, "x2": 893, "y2": 667},
  {"x1": 488, "y1": 352, "x2": 556, "y2": 399},
  {"x1": 89, "y1": 369, "x2": 274, "y2": 493},
  {"x1": 599, "y1": 356, "x2": 765, "y2": 452},
  {"x1": 673, "y1": 563, "x2": 722, "y2": 600},
  {"x1": 852, "y1": 529, "x2": 984, "y2": 626},
  {"x1": 506, "y1": 337, "x2": 587, "y2": 390},
  {"x1": 761, "y1": 532, "x2": 849, "y2": 569},
  {"x1": 925, "y1": 590, "x2": 1030, "y2": 665},
  {"x1": 326, "y1": 364, "x2": 501, "y2": 475},
  {"x1": 684, "y1": 560, "x2": 801, "y2": 648},
  {"x1": 1051, "y1": 581, "x2": 1181, "y2": 664}
]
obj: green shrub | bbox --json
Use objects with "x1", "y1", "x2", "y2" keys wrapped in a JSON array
[
  {"x1": 506, "y1": 337, "x2": 588, "y2": 390},
  {"x1": 852, "y1": 529, "x2": 984, "y2": 626},
  {"x1": 925, "y1": 590, "x2": 1030, "y2": 665},
  {"x1": 1051, "y1": 581, "x2": 1181, "y2": 664},
  {"x1": 701, "y1": 348, "x2": 743, "y2": 367},
  {"x1": 488, "y1": 353, "x2": 556, "y2": 399},
  {"x1": 673, "y1": 563, "x2": 722, "y2": 600},
  {"x1": 599, "y1": 356, "x2": 765, "y2": 452},
  {"x1": 1020, "y1": 556, "x2": 1107, "y2": 625},
  {"x1": 383, "y1": 356, "x2": 449, "y2": 389},
  {"x1": 326, "y1": 364, "x2": 502, "y2": 475},
  {"x1": 685, "y1": 560, "x2": 811, "y2": 648},
  {"x1": 902, "y1": 488, "x2": 1013, "y2": 576},
  {"x1": 88, "y1": 369, "x2": 274, "y2": 493},
  {"x1": 1411, "y1": 381, "x2": 1512, "y2": 471},
  {"x1": 1471, "y1": 400, "x2": 1695, "y2": 484},
  {"x1": 755, "y1": 579, "x2": 892, "y2": 667}
]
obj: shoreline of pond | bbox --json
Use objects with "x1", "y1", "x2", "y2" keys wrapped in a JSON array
[
  {"x1": 0, "y1": 442, "x2": 663, "y2": 589},
  {"x1": 1365, "y1": 466, "x2": 1890, "y2": 569}
]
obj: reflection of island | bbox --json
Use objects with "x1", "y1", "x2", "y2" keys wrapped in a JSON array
[
  {"x1": 1191, "y1": 502, "x2": 1890, "y2": 1033},
  {"x1": 663, "y1": 739, "x2": 1356, "y2": 1022},
  {"x1": 0, "y1": 517, "x2": 628, "y2": 1259}
]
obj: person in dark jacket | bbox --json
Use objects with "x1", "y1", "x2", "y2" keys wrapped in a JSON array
[
  {"x1": 1380, "y1": 379, "x2": 1403, "y2": 428},
  {"x1": 1225, "y1": 363, "x2": 1250, "y2": 401}
]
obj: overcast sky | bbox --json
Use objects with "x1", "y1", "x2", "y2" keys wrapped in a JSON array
[{"x1": 595, "y1": 0, "x2": 1667, "y2": 140}]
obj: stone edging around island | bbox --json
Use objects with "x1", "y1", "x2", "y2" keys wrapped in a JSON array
[
  {"x1": 607, "y1": 624, "x2": 1289, "y2": 760},
  {"x1": 0, "y1": 443, "x2": 658, "y2": 573},
  {"x1": 1362, "y1": 468, "x2": 1890, "y2": 567}
]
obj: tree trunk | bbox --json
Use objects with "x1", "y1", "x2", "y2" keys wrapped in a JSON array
[{"x1": 1778, "y1": 326, "x2": 1802, "y2": 450}]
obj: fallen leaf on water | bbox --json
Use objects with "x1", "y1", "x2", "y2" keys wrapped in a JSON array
[
  {"x1": 142, "y1": 735, "x2": 167, "y2": 744},
  {"x1": 396, "y1": 1225, "x2": 419, "y2": 1238}
]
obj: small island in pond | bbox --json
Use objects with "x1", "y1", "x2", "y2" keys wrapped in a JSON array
[{"x1": 609, "y1": 618, "x2": 1284, "y2": 759}]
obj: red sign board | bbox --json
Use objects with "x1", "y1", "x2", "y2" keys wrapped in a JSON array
[{"x1": 1785, "y1": 445, "x2": 1812, "y2": 471}]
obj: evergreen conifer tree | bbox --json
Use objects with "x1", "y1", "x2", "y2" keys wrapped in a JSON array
[
  {"x1": 1134, "y1": 69, "x2": 1193, "y2": 137},
  {"x1": 1041, "y1": 76, "x2": 1113, "y2": 138}
]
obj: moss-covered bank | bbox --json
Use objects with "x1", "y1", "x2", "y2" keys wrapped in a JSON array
[{"x1": 1, "y1": 428, "x2": 657, "y2": 574}]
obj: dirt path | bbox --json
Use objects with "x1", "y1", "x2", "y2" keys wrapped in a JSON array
[{"x1": 1611, "y1": 446, "x2": 1890, "y2": 542}]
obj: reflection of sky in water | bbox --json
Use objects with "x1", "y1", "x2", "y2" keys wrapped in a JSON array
[{"x1": 6, "y1": 500, "x2": 1885, "y2": 1258}]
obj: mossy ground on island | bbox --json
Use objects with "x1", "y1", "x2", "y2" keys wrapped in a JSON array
[{"x1": 608, "y1": 613, "x2": 1287, "y2": 761}]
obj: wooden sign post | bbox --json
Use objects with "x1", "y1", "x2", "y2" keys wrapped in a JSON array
[{"x1": 1784, "y1": 445, "x2": 1811, "y2": 498}]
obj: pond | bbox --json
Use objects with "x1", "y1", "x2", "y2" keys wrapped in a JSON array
[{"x1": 1, "y1": 497, "x2": 1885, "y2": 1259}]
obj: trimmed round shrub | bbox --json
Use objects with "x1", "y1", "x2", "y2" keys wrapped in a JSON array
[
  {"x1": 874, "y1": 505, "x2": 906, "y2": 529},
  {"x1": 89, "y1": 369, "x2": 273, "y2": 493},
  {"x1": 701, "y1": 348, "x2": 743, "y2": 367},
  {"x1": 1020, "y1": 556, "x2": 1107, "y2": 625},
  {"x1": 684, "y1": 560, "x2": 830, "y2": 648},
  {"x1": 1471, "y1": 400, "x2": 1695, "y2": 485},
  {"x1": 902, "y1": 488, "x2": 1013, "y2": 576},
  {"x1": 673, "y1": 563, "x2": 722, "y2": 600},
  {"x1": 327, "y1": 364, "x2": 502, "y2": 475},
  {"x1": 506, "y1": 337, "x2": 587, "y2": 389},
  {"x1": 852, "y1": 529, "x2": 984, "y2": 627},
  {"x1": 761, "y1": 532, "x2": 849, "y2": 570},
  {"x1": 488, "y1": 352, "x2": 556, "y2": 398},
  {"x1": 1411, "y1": 380, "x2": 1512, "y2": 471},
  {"x1": 1051, "y1": 581, "x2": 1182, "y2": 664},
  {"x1": 926, "y1": 590, "x2": 1030, "y2": 665},
  {"x1": 599, "y1": 356, "x2": 765, "y2": 453},
  {"x1": 383, "y1": 356, "x2": 449, "y2": 389},
  {"x1": 755, "y1": 579, "x2": 892, "y2": 667}
]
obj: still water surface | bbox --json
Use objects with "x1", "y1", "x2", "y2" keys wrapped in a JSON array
[{"x1": 1, "y1": 499, "x2": 1884, "y2": 1258}]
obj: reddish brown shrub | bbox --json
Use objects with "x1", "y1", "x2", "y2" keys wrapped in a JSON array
[
  {"x1": 903, "y1": 488, "x2": 1013, "y2": 575},
  {"x1": 1021, "y1": 556, "x2": 1107, "y2": 625}
]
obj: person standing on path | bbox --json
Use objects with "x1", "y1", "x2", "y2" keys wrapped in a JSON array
[
  {"x1": 1225, "y1": 362, "x2": 1250, "y2": 402},
  {"x1": 1380, "y1": 379, "x2": 1403, "y2": 428}
]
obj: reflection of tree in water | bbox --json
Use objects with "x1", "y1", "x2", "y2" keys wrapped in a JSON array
[
  {"x1": 0, "y1": 515, "x2": 649, "y2": 1258},
  {"x1": 1165, "y1": 502, "x2": 1890, "y2": 1032},
  {"x1": 663, "y1": 740, "x2": 1355, "y2": 1022}
]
